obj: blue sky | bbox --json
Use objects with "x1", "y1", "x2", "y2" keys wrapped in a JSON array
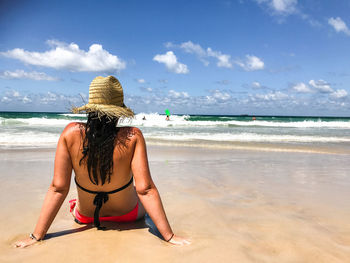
[{"x1": 0, "y1": 0, "x2": 350, "y2": 116}]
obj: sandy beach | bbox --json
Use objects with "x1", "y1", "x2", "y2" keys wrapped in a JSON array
[{"x1": 1, "y1": 144, "x2": 350, "y2": 262}]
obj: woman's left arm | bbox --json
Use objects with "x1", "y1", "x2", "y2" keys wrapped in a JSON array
[{"x1": 14, "y1": 127, "x2": 73, "y2": 248}]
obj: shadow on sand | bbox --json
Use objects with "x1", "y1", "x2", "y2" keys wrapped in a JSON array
[{"x1": 44, "y1": 214, "x2": 163, "y2": 241}]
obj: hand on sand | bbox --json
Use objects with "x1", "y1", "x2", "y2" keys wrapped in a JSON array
[
  {"x1": 168, "y1": 234, "x2": 191, "y2": 245},
  {"x1": 14, "y1": 237, "x2": 38, "y2": 248}
]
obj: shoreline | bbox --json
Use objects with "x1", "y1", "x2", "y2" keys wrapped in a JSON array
[
  {"x1": 146, "y1": 139, "x2": 350, "y2": 155},
  {"x1": 2, "y1": 138, "x2": 350, "y2": 155}
]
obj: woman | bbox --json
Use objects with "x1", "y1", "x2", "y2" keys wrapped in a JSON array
[{"x1": 15, "y1": 76, "x2": 190, "y2": 248}]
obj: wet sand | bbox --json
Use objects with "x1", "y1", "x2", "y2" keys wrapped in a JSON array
[{"x1": 0, "y1": 145, "x2": 350, "y2": 262}]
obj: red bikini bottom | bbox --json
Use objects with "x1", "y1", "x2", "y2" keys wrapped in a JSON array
[{"x1": 69, "y1": 199, "x2": 139, "y2": 224}]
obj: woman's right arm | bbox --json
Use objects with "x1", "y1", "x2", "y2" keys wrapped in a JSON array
[
  {"x1": 131, "y1": 128, "x2": 190, "y2": 245},
  {"x1": 14, "y1": 124, "x2": 73, "y2": 248}
]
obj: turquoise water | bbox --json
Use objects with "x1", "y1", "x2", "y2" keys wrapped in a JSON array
[{"x1": 1, "y1": 112, "x2": 350, "y2": 150}]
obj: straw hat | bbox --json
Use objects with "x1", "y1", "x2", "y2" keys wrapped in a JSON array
[{"x1": 72, "y1": 76, "x2": 134, "y2": 118}]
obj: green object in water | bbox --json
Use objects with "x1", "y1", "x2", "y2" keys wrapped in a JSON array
[{"x1": 165, "y1": 109, "x2": 170, "y2": 116}]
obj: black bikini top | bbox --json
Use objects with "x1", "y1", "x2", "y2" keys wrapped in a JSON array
[{"x1": 74, "y1": 176, "x2": 133, "y2": 229}]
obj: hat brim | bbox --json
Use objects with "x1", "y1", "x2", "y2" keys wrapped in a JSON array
[{"x1": 72, "y1": 103, "x2": 134, "y2": 119}]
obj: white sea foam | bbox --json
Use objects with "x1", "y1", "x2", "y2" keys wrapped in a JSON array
[
  {"x1": 0, "y1": 117, "x2": 81, "y2": 126},
  {"x1": 1, "y1": 131, "x2": 348, "y2": 148},
  {"x1": 59, "y1": 113, "x2": 86, "y2": 118},
  {"x1": 0, "y1": 131, "x2": 59, "y2": 146},
  {"x1": 123, "y1": 113, "x2": 190, "y2": 127},
  {"x1": 225, "y1": 120, "x2": 350, "y2": 129},
  {"x1": 127, "y1": 113, "x2": 350, "y2": 129}
]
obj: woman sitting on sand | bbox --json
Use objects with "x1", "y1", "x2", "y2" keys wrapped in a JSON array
[{"x1": 15, "y1": 76, "x2": 190, "y2": 248}]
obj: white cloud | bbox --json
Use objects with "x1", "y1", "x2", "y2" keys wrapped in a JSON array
[
  {"x1": 1, "y1": 96, "x2": 11, "y2": 103},
  {"x1": 137, "y1": 78, "x2": 146, "y2": 84},
  {"x1": 6, "y1": 90, "x2": 20, "y2": 97},
  {"x1": 139, "y1": 86, "x2": 153, "y2": 92},
  {"x1": 246, "y1": 55, "x2": 265, "y2": 71},
  {"x1": 153, "y1": 51, "x2": 189, "y2": 74},
  {"x1": 204, "y1": 95, "x2": 216, "y2": 105},
  {"x1": 271, "y1": 0, "x2": 297, "y2": 14},
  {"x1": 328, "y1": 17, "x2": 350, "y2": 36},
  {"x1": 180, "y1": 41, "x2": 207, "y2": 57},
  {"x1": 0, "y1": 70, "x2": 58, "y2": 81},
  {"x1": 168, "y1": 90, "x2": 189, "y2": 98},
  {"x1": 330, "y1": 89, "x2": 348, "y2": 99},
  {"x1": 256, "y1": 0, "x2": 321, "y2": 27},
  {"x1": 245, "y1": 81, "x2": 270, "y2": 90},
  {"x1": 1, "y1": 90, "x2": 21, "y2": 101},
  {"x1": 236, "y1": 55, "x2": 265, "y2": 71},
  {"x1": 256, "y1": 0, "x2": 297, "y2": 15},
  {"x1": 292, "y1": 82, "x2": 312, "y2": 93},
  {"x1": 254, "y1": 91, "x2": 289, "y2": 101},
  {"x1": 211, "y1": 90, "x2": 231, "y2": 101},
  {"x1": 168, "y1": 41, "x2": 265, "y2": 71},
  {"x1": 255, "y1": 0, "x2": 294, "y2": 14},
  {"x1": 164, "y1": 42, "x2": 175, "y2": 49},
  {"x1": 292, "y1": 79, "x2": 349, "y2": 100},
  {"x1": 1, "y1": 40, "x2": 126, "y2": 72},
  {"x1": 308, "y1": 79, "x2": 333, "y2": 93},
  {"x1": 207, "y1": 48, "x2": 232, "y2": 68},
  {"x1": 169, "y1": 41, "x2": 232, "y2": 68},
  {"x1": 179, "y1": 41, "x2": 209, "y2": 66},
  {"x1": 246, "y1": 81, "x2": 270, "y2": 90},
  {"x1": 40, "y1": 91, "x2": 57, "y2": 104},
  {"x1": 22, "y1": 96, "x2": 32, "y2": 103},
  {"x1": 0, "y1": 88, "x2": 86, "y2": 111},
  {"x1": 251, "y1": 82, "x2": 262, "y2": 88}
]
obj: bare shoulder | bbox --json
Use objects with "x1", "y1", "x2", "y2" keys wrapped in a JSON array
[
  {"x1": 118, "y1": 126, "x2": 144, "y2": 140},
  {"x1": 116, "y1": 127, "x2": 145, "y2": 151},
  {"x1": 61, "y1": 122, "x2": 84, "y2": 140}
]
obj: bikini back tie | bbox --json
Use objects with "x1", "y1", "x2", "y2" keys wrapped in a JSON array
[{"x1": 74, "y1": 176, "x2": 133, "y2": 229}]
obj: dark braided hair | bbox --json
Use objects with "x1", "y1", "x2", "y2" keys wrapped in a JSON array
[{"x1": 79, "y1": 112, "x2": 119, "y2": 185}]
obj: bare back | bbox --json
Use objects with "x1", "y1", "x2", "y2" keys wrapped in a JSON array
[{"x1": 64, "y1": 122, "x2": 141, "y2": 217}]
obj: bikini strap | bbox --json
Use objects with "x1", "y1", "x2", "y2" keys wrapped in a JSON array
[
  {"x1": 74, "y1": 176, "x2": 133, "y2": 195},
  {"x1": 74, "y1": 176, "x2": 133, "y2": 229}
]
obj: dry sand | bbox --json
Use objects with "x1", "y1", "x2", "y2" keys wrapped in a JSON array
[{"x1": 0, "y1": 145, "x2": 349, "y2": 262}]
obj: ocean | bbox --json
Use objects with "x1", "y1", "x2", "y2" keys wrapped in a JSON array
[{"x1": 1, "y1": 112, "x2": 350, "y2": 153}]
